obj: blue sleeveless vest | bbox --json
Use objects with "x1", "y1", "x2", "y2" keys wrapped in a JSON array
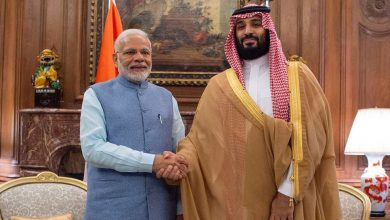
[{"x1": 85, "y1": 74, "x2": 176, "y2": 220}]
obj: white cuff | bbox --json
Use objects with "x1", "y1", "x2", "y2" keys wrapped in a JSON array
[
  {"x1": 277, "y1": 161, "x2": 293, "y2": 197},
  {"x1": 139, "y1": 153, "x2": 155, "y2": 173}
]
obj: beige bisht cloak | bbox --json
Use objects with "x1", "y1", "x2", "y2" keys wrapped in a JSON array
[{"x1": 177, "y1": 61, "x2": 341, "y2": 220}]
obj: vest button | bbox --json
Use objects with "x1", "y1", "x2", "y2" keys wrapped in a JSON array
[
  {"x1": 138, "y1": 91, "x2": 143, "y2": 96},
  {"x1": 145, "y1": 128, "x2": 151, "y2": 133}
]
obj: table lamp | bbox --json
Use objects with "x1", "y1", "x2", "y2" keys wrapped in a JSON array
[{"x1": 345, "y1": 108, "x2": 390, "y2": 217}]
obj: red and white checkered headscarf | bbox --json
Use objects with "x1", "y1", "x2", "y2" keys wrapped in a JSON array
[{"x1": 225, "y1": 3, "x2": 290, "y2": 121}]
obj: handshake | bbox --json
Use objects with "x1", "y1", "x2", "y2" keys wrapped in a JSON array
[{"x1": 152, "y1": 151, "x2": 188, "y2": 181}]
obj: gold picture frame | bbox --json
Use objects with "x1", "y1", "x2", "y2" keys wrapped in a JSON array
[{"x1": 88, "y1": 0, "x2": 255, "y2": 86}]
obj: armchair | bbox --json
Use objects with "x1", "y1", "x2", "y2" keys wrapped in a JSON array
[
  {"x1": 0, "y1": 172, "x2": 87, "y2": 220},
  {"x1": 339, "y1": 183, "x2": 371, "y2": 220}
]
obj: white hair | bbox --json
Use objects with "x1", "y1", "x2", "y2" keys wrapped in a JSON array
[{"x1": 114, "y1": 29, "x2": 151, "y2": 52}]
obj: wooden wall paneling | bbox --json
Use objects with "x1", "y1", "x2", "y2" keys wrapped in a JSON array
[
  {"x1": 343, "y1": 0, "x2": 355, "y2": 119},
  {"x1": 44, "y1": 0, "x2": 63, "y2": 52},
  {"x1": 301, "y1": 0, "x2": 321, "y2": 80},
  {"x1": 79, "y1": 0, "x2": 91, "y2": 105},
  {"x1": 43, "y1": 0, "x2": 69, "y2": 105},
  {"x1": 14, "y1": 0, "x2": 45, "y2": 181},
  {"x1": 343, "y1": 0, "x2": 390, "y2": 183},
  {"x1": 19, "y1": 0, "x2": 43, "y2": 109},
  {"x1": 356, "y1": 1, "x2": 390, "y2": 174},
  {"x1": 61, "y1": 0, "x2": 86, "y2": 109},
  {"x1": 0, "y1": 0, "x2": 19, "y2": 180},
  {"x1": 278, "y1": 0, "x2": 300, "y2": 57},
  {"x1": 16, "y1": 0, "x2": 85, "y2": 110},
  {"x1": 340, "y1": 0, "x2": 357, "y2": 183},
  {"x1": 5, "y1": 0, "x2": 86, "y2": 181},
  {"x1": 358, "y1": 27, "x2": 390, "y2": 109},
  {"x1": 0, "y1": 0, "x2": 4, "y2": 170},
  {"x1": 43, "y1": 0, "x2": 72, "y2": 108},
  {"x1": 0, "y1": 0, "x2": 4, "y2": 107},
  {"x1": 324, "y1": 0, "x2": 343, "y2": 171},
  {"x1": 269, "y1": 0, "x2": 280, "y2": 36},
  {"x1": 345, "y1": 0, "x2": 361, "y2": 181}
]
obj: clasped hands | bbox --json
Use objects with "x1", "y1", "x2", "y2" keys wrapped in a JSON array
[{"x1": 152, "y1": 151, "x2": 188, "y2": 181}]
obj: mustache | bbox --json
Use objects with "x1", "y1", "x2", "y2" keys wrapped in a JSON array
[{"x1": 240, "y1": 34, "x2": 260, "y2": 44}]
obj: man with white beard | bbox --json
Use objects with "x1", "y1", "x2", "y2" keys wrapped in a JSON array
[{"x1": 80, "y1": 29, "x2": 187, "y2": 220}]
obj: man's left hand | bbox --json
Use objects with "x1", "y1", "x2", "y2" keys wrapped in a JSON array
[{"x1": 269, "y1": 192, "x2": 294, "y2": 220}]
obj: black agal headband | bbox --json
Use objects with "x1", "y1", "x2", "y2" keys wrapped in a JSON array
[{"x1": 232, "y1": 5, "x2": 271, "y2": 15}]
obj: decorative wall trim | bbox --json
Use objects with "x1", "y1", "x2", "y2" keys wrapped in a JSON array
[
  {"x1": 360, "y1": 0, "x2": 390, "y2": 24},
  {"x1": 148, "y1": 72, "x2": 214, "y2": 86},
  {"x1": 358, "y1": 24, "x2": 390, "y2": 109},
  {"x1": 88, "y1": 0, "x2": 98, "y2": 85}
]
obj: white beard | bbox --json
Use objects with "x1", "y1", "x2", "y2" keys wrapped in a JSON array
[{"x1": 118, "y1": 61, "x2": 151, "y2": 83}]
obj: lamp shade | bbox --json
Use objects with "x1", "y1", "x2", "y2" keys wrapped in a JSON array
[{"x1": 345, "y1": 108, "x2": 390, "y2": 155}]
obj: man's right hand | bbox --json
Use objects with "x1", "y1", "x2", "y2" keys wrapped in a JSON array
[
  {"x1": 152, "y1": 152, "x2": 188, "y2": 181},
  {"x1": 269, "y1": 192, "x2": 294, "y2": 220}
]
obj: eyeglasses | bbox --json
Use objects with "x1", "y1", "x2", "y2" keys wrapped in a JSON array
[{"x1": 115, "y1": 48, "x2": 151, "y2": 58}]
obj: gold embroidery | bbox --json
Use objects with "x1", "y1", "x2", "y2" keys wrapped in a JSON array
[
  {"x1": 226, "y1": 69, "x2": 264, "y2": 126},
  {"x1": 288, "y1": 61, "x2": 303, "y2": 199}
]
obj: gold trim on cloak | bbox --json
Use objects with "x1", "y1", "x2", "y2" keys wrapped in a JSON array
[
  {"x1": 226, "y1": 68, "x2": 265, "y2": 126},
  {"x1": 288, "y1": 61, "x2": 303, "y2": 200}
]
